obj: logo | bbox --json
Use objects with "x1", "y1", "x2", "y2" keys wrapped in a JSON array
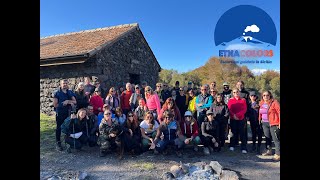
[{"x1": 214, "y1": 5, "x2": 277, "y2": 65}]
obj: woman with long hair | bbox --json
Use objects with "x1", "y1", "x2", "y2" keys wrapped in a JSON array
[
  {"x1": 158, "y1": 97, "x2": 181, "y2": 123},
  {"x1": 144, "y1": 86, "x2": 161, "y2": 121},
  {"x1": 105, "y1": 87, "x2": 120, "y2": 114},
  {"x1": 114, "y1": 107, "x2": 126, "y2": 127},
  {"x1": 74, "y1": 82, "x2": 89, "y2": 111},
  {"x1": 259, "y1": 90, "x2": 280, "y2": 161},
  {"x1": 140, "y1": 111, "x2": 159, "y2": 151},
  {"x1": 123, "y1": 111, "x2": 142, "y2": 155}
]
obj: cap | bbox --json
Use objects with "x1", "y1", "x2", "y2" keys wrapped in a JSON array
[
  {"x1": 206, "y1": 110, "x2": 214, "y2": 115},
  {"x1": 135, "y1": 85, "x2": 140, "y2": 89},
  {"x1": 188, "y1": 81, "x2": 192, "y2": 84},
  {"x1": 223, "y1": 82, "x2": 229, "y2": 86},
  {"x1": 141, "y1": 81, "x2": 147, "y2": 85},
  {"x1": 184, "y1": 111, "x2": 192, "y2": 116},
  {"x1": 95, "y1": 87, "x2": 101, "y2": 92},
  {"x1": 249, "y1": 91, "x2": 257, "y2": 96}
]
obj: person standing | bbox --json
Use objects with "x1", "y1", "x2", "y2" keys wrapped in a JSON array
[
  {"x1": 195, "y1": 85, "x2": 213, "y2": 131},
  {"x1": 161, "y1": 83, "x2": 172, "y2": 104},
  {"x1": 140, "y1": 81, "x2": 147, "y2": 100},
  {"x1": 84, "y1": 77, "x2": 95, "y2": 98},
  {"x1": 227, "y1": 88, "x2": 248, "y2": 154},
  {"x1": 187, "y1": 89, "x2": 197, "y2": 119},
  {"x1": 53, "y1": 79, "x2": 77, "y2": 151},
  {"x1": 145, "y1": 86, "x2": 161, "y2": 121},
  {"x1": 89, "y1": 88, "x2": 104, "y2": 116},
  {"x1": 105, "y1": 87, "x2": 120, "y2": 114},
  {"x1": 259, "y1": 90, "x2": 280, "y2": 161},
  {"x1": 74, "y1": 82, "x2": 89, "y2": 112},
  {"x1": 120, "y1": 83, "x2": 133, "y2": 116},
  {"x1": 129, "y1": 85, "x2": 142, "y2": 111}
]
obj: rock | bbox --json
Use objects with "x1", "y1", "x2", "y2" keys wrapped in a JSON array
[
  {"x1": 162, "y1": 172, "x2": 175, "y2": 180},
  {"x1": 210, "y1": 161, "x2": 223, "y2": 175},
  {"x1": 180, "y1": 161, "x2": 189, "y2": 174},
  {"x1": 220, "y1": 170, "x2": 239, "y2": 180},
  {"x1": 204, "y1": 165, "x2": 215, "y2": 174},
  {"x1": 47, "y1": 175, "x2": 62, "y2": 180},
  {"x1": 77, "y1": 171, "x2": 88, "y2": 180},
  {"x1": 170, "y1": 165, "x2": 182, "y2": 178}
]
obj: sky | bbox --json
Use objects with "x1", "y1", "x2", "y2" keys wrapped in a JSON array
[{"x1": 40, "y1": 0, "x2": 280, "y2": 74}]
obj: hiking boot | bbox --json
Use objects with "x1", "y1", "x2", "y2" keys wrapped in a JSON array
[
  {"x1": 193, "y1": 145, "x2": 199, "y2": 152},
  {"x1": 272, "y1": 154, "x2": 280, "y2": 161},
  {"x1": 66, "y1": 145, "x2": 71, "y2": 153},
  {"x1": 256, "y1": 146, "x2": 261, "y2": 155},
  {"x1": 154, "y1": 149, "x2": 159, "y2": 155},
  {"x1": 176, "y1": 151, "x2": 182, "y2": 158},
  {"x1": 56, "y1": 142, "x2": 63, "y2": 151},
  {"x1": 203, "y1": 147, "x2": 210, "y2": 155},
  {"x1": 251, "y1": 144, "x2": 256, "y2": 152},
  {"x1": 209, "y1": 147, "x2": 214, "y2": 153},
  {"x1": 99, "y1": 150, "x2": 107, "y2": 157},
  {"x1": 262, "y1": 149, "x2": 272, "y2": 156}
]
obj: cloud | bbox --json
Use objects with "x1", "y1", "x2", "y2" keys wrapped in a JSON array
[
  {"x1": 225, "y1": 44, "x2": 257, "y2": 50},
  {"x1": 251, "y1": 68, "x2": 267, "y2": 75},
  {"x1": 244, "y1": 24, "x2": 260, "y2": 33}
]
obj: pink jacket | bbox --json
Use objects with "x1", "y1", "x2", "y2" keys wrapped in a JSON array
[{"x1": 146, "y1": 93, "x2": 161, "y2": 115}]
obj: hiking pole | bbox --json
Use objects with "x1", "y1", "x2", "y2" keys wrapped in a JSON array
[{"x1": 73, "y1": 122, "x2": 76, "y2": 153}]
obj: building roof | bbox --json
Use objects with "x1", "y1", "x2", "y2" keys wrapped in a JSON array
[{"x1": 40, "y1": 23, "x2": 138, "y2": 61}]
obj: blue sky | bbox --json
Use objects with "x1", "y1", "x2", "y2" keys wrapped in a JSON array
[{"x1": 40, "y1": 0, "x2": 279, "y2": 74}]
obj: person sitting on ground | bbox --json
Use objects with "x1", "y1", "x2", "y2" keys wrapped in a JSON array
[
  {"x1": 200, "y1": 110, "x2": 220, "y2": 155},
  {"x1": 151, "y1": 110, "x2": 184, "y2": 157},
  {"x1": 86, "y1": 105, "x2": 99, "y2": 147},
  {"x1": 123, "y1": 111, "x2": 142, "y2": 155},
  {"x1": 98, "y1": 109, "x2": 123, "y2": 157},
  {"x1": 61, "y1": 108, "x2": 89, "y2": 152},
  {"x1": 209, "y1": 93, "x2": 229, "y2": 148},
  {"x1": 180, "y1": 111, "x2": 201, "y2": 152},
  {"x1": 114, "y1": 107, "x2": 126, "y2": 127},
  {"x1": 158, "y1": 97, "x2": 182, "y2": 123},
  {"x1": 134, "y1": 98, "x2": 148, "y2": 124},
  {"x1": 140, "y1": 111, "x2": 159, "y2": 152}
]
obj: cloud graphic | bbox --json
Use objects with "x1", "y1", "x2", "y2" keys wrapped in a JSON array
[
  {"x1": 251, "y1": 68, "x2": 267, "y2": 75},
  {"x1": 244, "y1": 24, "x2": 260, "y2": 33},
  {"x1": 225, "y1": 44, "x2": 257, "y2": 50}
]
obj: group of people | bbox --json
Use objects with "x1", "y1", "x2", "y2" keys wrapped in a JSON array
[{"x1": 52, "y1": 77, "x2": 280, "y2": 161}]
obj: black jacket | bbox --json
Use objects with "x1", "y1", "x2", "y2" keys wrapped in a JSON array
[
  {"x1": 209, "y1": 103, "x2": 229, "y2": 124},
  {"x1": 201, "y1": 119, "x2": 219, "y2": 141}
]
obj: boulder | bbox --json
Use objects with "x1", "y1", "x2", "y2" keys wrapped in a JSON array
[
  {"x1": 220, "y1": 170, "x2": 239, "y2": 180},
  {"x1": 210, "y1": 161, "x2": 223, "y2": 175}
]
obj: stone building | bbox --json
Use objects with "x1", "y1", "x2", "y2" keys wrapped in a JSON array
[{"x1": 40, "y1": 23, "x2": 161, "y2": 115}]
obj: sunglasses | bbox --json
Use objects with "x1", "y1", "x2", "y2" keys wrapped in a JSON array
[
  {"x1": 128, "y1": 115, "x2": 133, "y2": 117},
  {"x1": 157, "y1": 86, "x2": 162, "y2": 87},
  {"x1": 104, "y1": 113, "x2": 111, "y2": 115},
  {"x1": 146, "y1": 89, "x2": 151, "y2": 92},
  {"x1": 146, "y1": 116, "x2": 153, "y2": 119},
  {"x1": 207, "y1": 114, "x2": 213, "y2": 116},
  {"x1": 210, "y1": 91, "x2": 216, "y2": 93},
  {"x1": 201, "y1": 89, "x2": 207, "y2": 91},
  {"x1": 135, "y1": 87, "x2": 139, "y2": 89},
  {"x1": 179, "y1": 90, "x2": 183, "y2": 91}
]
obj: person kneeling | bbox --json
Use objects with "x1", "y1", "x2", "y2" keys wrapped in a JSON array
[
  {"x1": 180, "y1": 111, "x2": 201, "y2": 152},
  {"x1": 61, "y1": 108, "x2": 89, "y2": 153},
  {"x1": 150, "y1": 110, "x2": 184, "y2": 157},
  {"x1": 200, "y1": 110, "x2": 220, "y2": 155},
  {"x1": 97, "y1": 110, "x2": 124, "y2": 159}
]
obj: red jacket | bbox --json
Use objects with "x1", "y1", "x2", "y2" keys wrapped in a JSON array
[
  {"x1": 227, "y1": 97, "x2": 247, "y2": 120},
  {"x1": 89, "y1": 95, "x2": 104, "y2": 115},
  {"x1": 120, "y1": 90, "x2": 133, "y2": 110},
  {"x1": 259, "y1": 99, "x2": 280, "y2": 126},
  {"x1": 180, "y1": 119, "x2": 199, "y2": 138}
]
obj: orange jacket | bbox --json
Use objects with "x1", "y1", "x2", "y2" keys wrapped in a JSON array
[{"x1": 259, "y1": 99, "x2": 280, "y2": 126}]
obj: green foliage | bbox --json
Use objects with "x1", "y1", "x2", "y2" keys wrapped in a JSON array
[
  {"x1": 40, "y1": 113, "x2": 56, "y2": 153},
  {"x1": 158, "y1": 57, "x2": 280, "y2": 100}
]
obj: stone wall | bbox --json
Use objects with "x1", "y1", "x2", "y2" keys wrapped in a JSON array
[{"x1": 40, "y1": 28, "x2": 160, "y2": 115}]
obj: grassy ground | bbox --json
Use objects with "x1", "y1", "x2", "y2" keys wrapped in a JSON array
[{"x1": 40, "y1": 113, "x2": 56, "y2": 154}]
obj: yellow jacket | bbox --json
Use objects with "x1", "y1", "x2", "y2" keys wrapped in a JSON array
[{"x1": 188, "y1": 96, "x2": 197, "y2": 113}]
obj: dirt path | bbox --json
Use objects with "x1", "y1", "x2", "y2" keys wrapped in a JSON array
[{"x1": 40, "y1": 142, "x2": 280, "y2": 180}]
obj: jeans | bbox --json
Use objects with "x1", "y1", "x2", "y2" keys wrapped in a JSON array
[
  {"x1": 262, "y1": 122, "x2": 280, "y2": 155},
  {"x1": 55, "y1": 111, "x2": 69, "y2": 143},
  {"x1": 155, "y1": 138, "x2": 184, "y2": 153},
  {"x1": 229, "y1": 119, "x2": 247, "y2": 150},
  {"x1": 249, "y1": 118, "x2": 263, "y2": 147}
]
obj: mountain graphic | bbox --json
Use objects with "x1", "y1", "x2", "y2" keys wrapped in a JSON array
[{"x1": 218, "y1": 36, "x2": 273, "y2": 48}]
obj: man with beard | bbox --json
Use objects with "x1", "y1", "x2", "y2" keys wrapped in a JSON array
[{"x1": 221, "y1": 82, "x2": 232, "y2": 105}]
